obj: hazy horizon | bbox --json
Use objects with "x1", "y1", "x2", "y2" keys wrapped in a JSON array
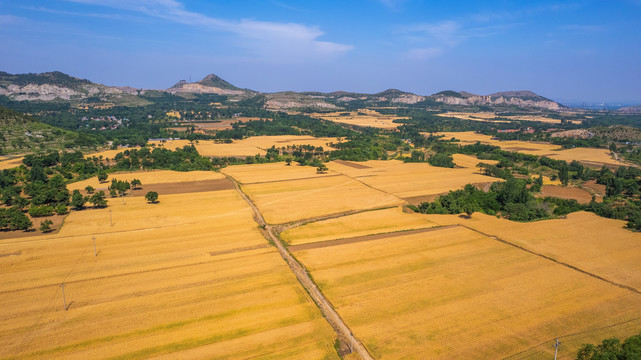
[{"x1": 1, "y1": 0, "x2": 640, "y2": 103}]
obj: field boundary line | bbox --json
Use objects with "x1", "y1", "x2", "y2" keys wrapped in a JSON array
[
  {"x1": 239, "y1": 173, "x2": 343, "y2": 185},
  {"x1": 288, "y1": 225, "x2": 458, "y2": 251},
  {"x1": 459, "y1": 224, "x2": 641, "y2": 295},
  {"x1": 334, "y1": 170, "x2": 407, "y2": 203},
  {"x1": 225, "y1": 174, "x2": 375, "y2": 360},
  {"x1": 273, "y1": 205, "x2": 400, "y2": 232}
]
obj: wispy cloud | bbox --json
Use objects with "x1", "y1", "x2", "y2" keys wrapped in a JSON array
[
  {"x1": 398, "y1": 20, "x2": 518, "y2": 61},
  {"x1": 377, "y1": 0, "x2": 407, "y2": 11},
  {"x1": 63, "y1": 0, "x2": 352, "y2": 62},
  {"x1": 21, "y1": 6, "x2": 144, "y2": 22},
  {"x1": 0, "y1": 14, "x2": 28, "y2": 26}
]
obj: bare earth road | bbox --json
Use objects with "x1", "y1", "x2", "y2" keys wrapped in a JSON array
[{"x1": 226, "y1": 175, "x2": 374, "y2": 360}]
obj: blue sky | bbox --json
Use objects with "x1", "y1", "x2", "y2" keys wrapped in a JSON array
[{"x1": 0, "y1": 0, "x2": 640, "y2": 103}]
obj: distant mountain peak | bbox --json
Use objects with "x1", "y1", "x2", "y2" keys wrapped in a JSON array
[{"x1": 196, "y1": 74, "x2": 241, "y2": 90}]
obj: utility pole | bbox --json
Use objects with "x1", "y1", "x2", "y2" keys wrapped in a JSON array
[
  {"x1": 92, "y1": 236, "x2": 97, "y2": 257},
  {"x1": 60, "y1": 283, "x2": 67, "y2": 311},
  {"x1": 553, "y1": 338, "x2": 561, "y2": 360},
  {"x1": 109, "y1": 208, "x2": 113, "y2": 226}
]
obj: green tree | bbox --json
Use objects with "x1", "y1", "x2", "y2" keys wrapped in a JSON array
[
  {"x1": 89, "y1": 191, "x2": 107, "y2": 208},
  {"x1": 39, "y1": 219, "x2": 54, "y2": 233},
  {"x1": 559, "y1": 162, "x2": 570, "y2": 186},
  {"x1": 97, "y1": 171, "x2": 108, "y2": 183},
  {"x1": 131, "y1": 178, "x2": 142, "y2": 190},
  {"x1": 85, "y1": 185, "x2": 95, "y2": 194},
  {"x1": 71, "y1": 189, "x2": 86, "y2": 210},
  {"x1": 145, "y1": 191, "x2": 159, "y2": 203},
  {"x1": 8, "y1": 208, "x2": 32, "y2": 230},
  {"x1": 55, "y1": 203, "x2": 68, "y2": 215},
  {"x1": 316, "y1": 163, "x2": 328, "y2": 174}
]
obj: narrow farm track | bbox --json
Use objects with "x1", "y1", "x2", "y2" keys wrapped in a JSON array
[
  {"x1": 460, "y1": 224, "x2": 641, "y2": 295},
  {"x1": 225, "y1": 175, "x2": 375, "y2": 360}
]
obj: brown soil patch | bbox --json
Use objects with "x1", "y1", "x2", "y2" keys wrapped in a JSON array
[
  {"x1": 288, "y1": 225, "x2": 458, "y2": 252},
  {"x1": 99, "y1": 179, "x2": 234, "y2": 197},
  {"x1": 0, "y1": 213, "x2": 68, "y2": 240},
  {"x1": 504, "y1": 147, "x2": 541, "y2": 152},
  {"x1": 194, "y1": 120, "x2": 235, "y2": 130},
  {"x1": 583, "y1": 180, "x2": 606, "y2": 196},
  {"x1": 402, "y1": 194, "x2": 442, "y2": 205},
  {"x1": 333, "y1": 159, "x2": 371, "y2": 169},
  {"x1": 537, "y1": 185, "x2": 594, "y2": 204}
]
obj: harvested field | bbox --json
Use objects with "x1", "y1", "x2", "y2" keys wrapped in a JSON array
[
  {"x1": 237, "y1": 173, "x2": 403, "y2": 224},
  {"x1": 537, "y1": 185, "x2": 594, "y2": 204},
  {"x1": 434, "y1": 131, "x2": 627, "y2": 168},
  {"x1": 292, "y1": 224, "x2": 641, "y2": 359},
  {"x1": 281, "y1": 206, "x2": 438, "y2": 245},
  {"x1": 310, "y1": 109, "x2": 407, "y2": 129},
  {"x1": 0, "y1": 172, "x2": 339, "y2": 359}
]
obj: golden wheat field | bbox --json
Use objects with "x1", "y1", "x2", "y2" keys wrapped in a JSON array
[
  {"x1": 68, "y1": 169, "x2": 226, "y2": 191},
  {"x1": 450, "y1": 153, "x2": 498, "y2": 168},
  {"x1": 221, "y1": 162, "x2": 327, "y2": 184},
  {"x1": 0, "y1": 173, "x2": 339, "y2": 359},
  {"x1": 434, "y1": 131, "x2": 627, "y2": 168},
  {"x1": 84, "y1": 148, "x2": 141, "y2": 160},
  {"x1": 0, "y1": 156, "x2": 24, "y2": 170},
  {"x1": 222, "y1": 160, "x2": 498, "y2": 224},
  {"x1": 444, "y1": 211, "x2": 641, "y2": 291},
  {"x1": 149, "y1": 136, "x2": 338, "y2": 158},
  {"x1": 310, "y1": 109, "x2": 407, "y2": 129},
  {"x1": 327, "y1": 159, "x2": 498, "y2": 200},
  {"x1": 292, "y1": 223, "x2": 641, "y2": 359},
  {"x1": 235, "y1": 173, "x2": 403, "y2": 224},
  {"x1": 437, "y1": 111, "x2": 581, "y2": 124}
]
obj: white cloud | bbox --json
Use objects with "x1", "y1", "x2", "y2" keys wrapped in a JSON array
[
  {"x1": 63, "y1": 0, "x2": 352, "y2": 62},
  {"x1": 402, "y1": 47, "x2": 443, "y2": 61}
]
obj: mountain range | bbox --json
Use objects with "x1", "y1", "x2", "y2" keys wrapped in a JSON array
[{"x1": 0, "y1": 71, "x2": 564, "y2": 111}]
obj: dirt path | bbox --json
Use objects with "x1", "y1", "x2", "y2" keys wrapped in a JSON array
[{"x1": 225, "y1": 175, "x2": 374, "y2": 360}]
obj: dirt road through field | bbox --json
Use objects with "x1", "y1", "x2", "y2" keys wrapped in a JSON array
[{"x1": 225, "y1": 175, "x2": 374, "y2": 360}]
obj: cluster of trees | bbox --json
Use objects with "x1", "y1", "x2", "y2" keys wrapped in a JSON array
[
  {"x1": 409, "y1": 137, "x2": 641, "y2": 229},
  {"x1": 411, "y1": 179, "x2": 581, "y2": 221},
  {"x1": 577, "y1": 332, "x2": 641, "y2": 360}
]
